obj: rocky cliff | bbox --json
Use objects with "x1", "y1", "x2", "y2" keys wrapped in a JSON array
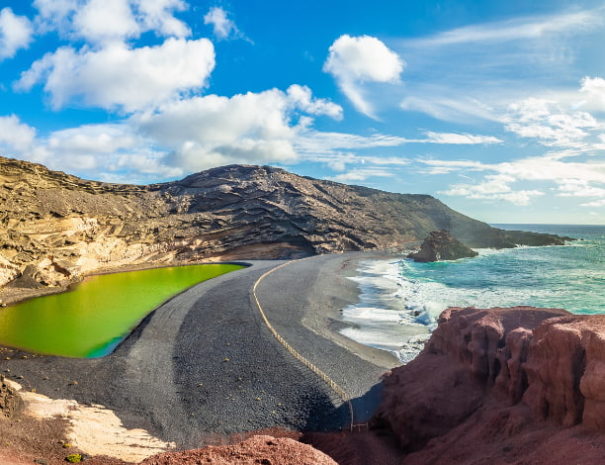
[
  {"x1": 0, "y1": 157, "x2": 566, "y2": 295},
  {"x1": 374, "y1": 306, "x2": 605, "y2": 465},
  {"x1": 407, "y1": 229, "x2": 478, "y2": 262}
]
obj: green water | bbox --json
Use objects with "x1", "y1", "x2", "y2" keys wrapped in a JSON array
[{"x1": 0, "y1": 264, "x2": 244, "y2": 358}]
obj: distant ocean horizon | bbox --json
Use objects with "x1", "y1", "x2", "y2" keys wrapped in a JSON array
[{"x1": 340, "y1": 223, "x2": 605, "y2": 363}]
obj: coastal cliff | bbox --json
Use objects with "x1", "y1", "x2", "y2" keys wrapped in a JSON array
[
  {"x1": 0, "y1": 156, "x2": 566, "y2": 295},
  {"x1": 374, "y1": 306, "x2": 605, "y2": 465}
]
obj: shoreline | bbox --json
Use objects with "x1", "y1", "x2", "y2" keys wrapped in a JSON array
[
  {"x1": 0, "y1": 258, "x2": 254, "y2": 307},
  {"x1": 300, "y1": 252, "x2": 403, "y2": 369},
  {"x1": 0, "y1": 252, "x2": 401, "y2": 458},
  {"x1": 337, "y1": 257, "x2": 433, "y2": 364}
]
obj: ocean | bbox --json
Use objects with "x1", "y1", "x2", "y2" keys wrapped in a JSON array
[{"x1": 340, "y1": 224, "x2": 605, "y2": 363}]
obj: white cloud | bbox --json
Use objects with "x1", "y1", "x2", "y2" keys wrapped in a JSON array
[
  {"x1": 396, "y1": 8, "x2": 603, "y2": 124},
  {"x1": 582, "y1": 198, "x2": 605, "y2": 207},
  {"x1": 286, "y1": 84, "x2": 343, "y2": 120},
  {"x1": 324, "y1": 34, "x2": 404, "y2": 118},
  {"x1": 423, "y1": 153, "x2": 605, "y2": 206},
  {"x1": 15, "y1": 38, "x2": 215, "y2": 112},
  {"x1": 424, "y1": 131, "x2": 502, "y2": 145},
  {"x1": 400, "y1": 94, "x2": 499, "y2": 123},
  {"x1": 0, "y1": 85, "x2": 347, "y2": 182},
  {"x1": 0, "y1": 8, "x2": 33, "y2": 61},
  {"x1": 440, "y1": 174, "x2": 544, "y2": 206},
  {"x1": 329, "y1": 167, "x2": 396, "y2": 183},
  {"x1": 33, "y1": 0, "x2": 190, "y2": 42},
  {"x1": 134, "y1": 86, "x2": 342, "y2": 171},
  {"x1": 134, "y1": 0, "x2": 190, "y2": 38},
  {"x1": 0, "y1": 115, "x2": 36, "y2": 152},
  {"x1": 406, "y1": 9, "x2": 601, "y2": 47},
  {"x1": 73, "y1": 0, "x2": 139, "y2": 44},
  {"x1": 504, "y1": 97, "x2": 601, "y2": 148},
  {"x1": 557, "y1": 179, "x2": 605, "y2": 198},
  {"x1": 203, "y1": 6, "x2": 246, "y2": 41},
  {"x1": 580, "y1": 77, "x2": 605, "y2": 110}
]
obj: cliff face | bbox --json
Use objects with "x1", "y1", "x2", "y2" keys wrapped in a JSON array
[
  {"x1": 407, "y1": 229, "x2": 478, "y2": 262},
  {"x1": 0, "y1": 157, "x2": 566, "y2": 293},
  {"x1": 375, "y1": 306, "x2": 605, "y2": 465}
]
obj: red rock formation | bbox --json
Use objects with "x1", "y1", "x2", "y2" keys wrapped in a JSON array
[
  {"x1": 140, "y1": 435, "x2": 338, "y2": 465},
  {"x1": 374, "y1": 306, "x2": 605, "y2": 465}
]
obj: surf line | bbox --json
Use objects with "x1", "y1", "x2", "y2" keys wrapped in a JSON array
[{"x1": 251, "y1": 258, "x2": 355, "y2": 432}]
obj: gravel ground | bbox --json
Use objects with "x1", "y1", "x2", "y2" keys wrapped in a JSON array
[{"x1": 0, "y1": 253, "x2": 400, "y2": 450}]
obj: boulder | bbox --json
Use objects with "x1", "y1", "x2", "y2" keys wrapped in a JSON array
[{"x1": 407, "y1": 230, "x2": 478, "y2": 262}]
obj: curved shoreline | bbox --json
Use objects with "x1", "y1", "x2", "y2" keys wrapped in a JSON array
[
  {"x1": 0, "y1": 252, "x2": 399, "y2": 455},
  {"x1": 0, "y1": 259, "x2": 254, "y2": 307}
]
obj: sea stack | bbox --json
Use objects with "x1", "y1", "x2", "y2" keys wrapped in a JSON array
[{"x1": 408, "y1": 230, "x2": 478, "y2": 262}]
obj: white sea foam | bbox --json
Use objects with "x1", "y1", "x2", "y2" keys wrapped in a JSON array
[
  {"x1": 339, "y1": 259, "x2": 433, "y2": 363},
  {"x1": 339, "y1": 255, "x2": 559, "y2": 363}
]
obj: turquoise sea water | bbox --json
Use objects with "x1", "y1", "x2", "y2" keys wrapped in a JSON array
[
  {"x1": 340, "y1": 224, "x2": 605, "y2": 362},
  {"x1": 403, "y1": 224, "x2": 604, "y2": 315}
]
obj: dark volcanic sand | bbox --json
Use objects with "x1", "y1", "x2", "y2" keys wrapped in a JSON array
[{"x1": 0, "y1": 253, "x2": 400, "y2": 449}]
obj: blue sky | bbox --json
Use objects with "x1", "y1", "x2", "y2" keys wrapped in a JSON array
[{"x1": 1, "y1": 0, "x2": 604, "y2": 224}]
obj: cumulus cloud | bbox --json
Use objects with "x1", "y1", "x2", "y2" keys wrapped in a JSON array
[
  {"x1": 33, "y1": 0, "x2": 190, "y2": 43},
  {"x1": 134, "y1": 86, "x2": 344, "y2": 171},
  {"x1": 0, "y1": 117, "x2": 182, "y2": 181},
  {"x1": 72, "y1": 0, "x2": 139, "y2": 44},
  {"x1": 504, "y1": 97, "x2": 600, "y2": 148},
  {"x1": 0, "y1": 115, "x2": 36, "y2": 152},
  {"x1": 134, "y1": 0, "x2": 190, "y2": 38},
  {"x1": 0, "y1": 85, "x2": 349, "y2": 182},
  {"x1": 324, "y1": 34, "x2": 404, "y2": 118},
  {"x1": 0, "y1": 8, "x2": 33, "y2": 61},
  {"x1": 15, "y1": 38, "x2": 215, "y2": 112},
  {"x1": 580, "y1": 76, "x2": 605, "y2": 110},
  {"x1": 286, "y1": 84, "x2": 343, "y2": 120}
]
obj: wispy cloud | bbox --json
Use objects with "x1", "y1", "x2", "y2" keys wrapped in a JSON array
[
  {"x1": 422, "y1": 154, "x2": 605, "y2": 206},
  {"x1": 328, "y1": 167, "x2": 397, "y2": 183},
  {"x1": 406, "y1": 9, "x2": 601, "y2": 47},
  {"x1": 203, "y1": 6, "x2": 251, "y2": 42},
  {"x1": 396, "y1": 6, "x2": 604, "y2": 124}
]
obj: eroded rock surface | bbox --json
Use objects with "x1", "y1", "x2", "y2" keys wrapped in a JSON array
[
  {"x1": 0, "y1": 157, "x2": 567, "y2": 296},
  {"x1": 374, "y1": 306, "x2": 605, "y2": 465},
  {"x1": 140, "y1": 435, "x2": 338, "y2": 465},
  {"x1": 407, "y1": 229, "x2": 478, "y2": 262}
]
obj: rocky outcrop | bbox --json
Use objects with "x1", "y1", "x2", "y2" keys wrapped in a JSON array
[
  {"x1": 0, "y1": 376, "x2": 20, "y2": 418},
  {"x1": 0, "y1": 157, "x2": 568, "y2": 295},
  {"x1": 140, "y1": 435, "x2": 338, "y2": 465},
  {"x1": 407, "y1": 229, "x2": 478, "y2": 262},
  {"x1": 374, "y1": 307, "x2": 605, "y2": 465}
]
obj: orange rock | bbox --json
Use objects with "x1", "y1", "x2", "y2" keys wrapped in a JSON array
[{"x1": 141, "y1": 435, "x2": 338, "y2": 465}]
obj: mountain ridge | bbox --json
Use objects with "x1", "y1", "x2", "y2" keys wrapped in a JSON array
[{"x1": 0, "y1": 156, "x2": 566, "y2": 297}]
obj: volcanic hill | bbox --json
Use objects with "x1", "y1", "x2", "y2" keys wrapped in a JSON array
[{"x1": 0, "y1": 156, "x2": 565, "y2": 293}]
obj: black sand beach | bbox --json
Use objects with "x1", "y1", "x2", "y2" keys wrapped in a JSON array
[{"x1": 0, "y1": 252, "x2": 400, "y2": 448}]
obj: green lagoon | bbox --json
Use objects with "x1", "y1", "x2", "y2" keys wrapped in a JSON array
[{"x1": 0, "y1": 264, "x2": 244, "y2": 358}]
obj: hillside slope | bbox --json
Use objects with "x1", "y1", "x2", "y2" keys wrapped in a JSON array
[{"x1": 0, "y1": 157, "x2": 565, "y2": 293}]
